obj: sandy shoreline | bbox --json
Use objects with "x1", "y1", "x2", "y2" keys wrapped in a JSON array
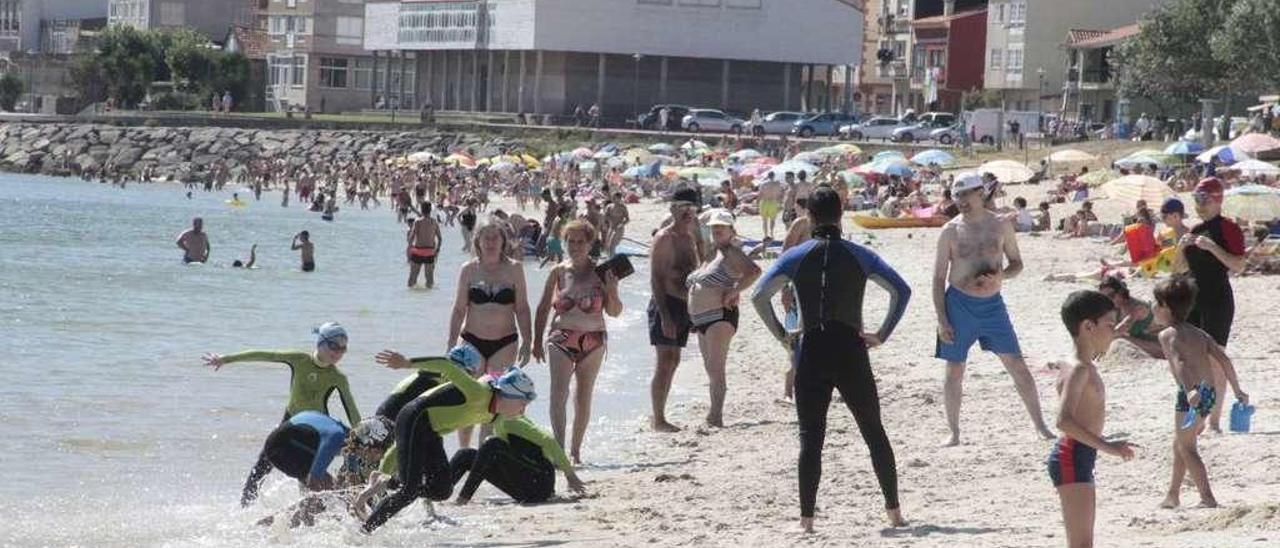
[{"x1": 411, "y1": 187, "x2": 1280, "y2": 547}]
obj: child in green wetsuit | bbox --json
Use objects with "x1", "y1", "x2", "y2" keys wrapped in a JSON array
[
  {"x1": 203, "y1": 322, "x2": 360, "y2": 507},
  {"x1": 453, "y1": 414, "x2": 586, "y2": 505},
  {"x1": 358, "y1": 348, "x2": 540, "y2": 534}
]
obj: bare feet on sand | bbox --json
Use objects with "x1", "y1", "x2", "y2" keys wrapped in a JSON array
[
  {"x1": 1037, "y1": 426, "x2": 1056, "y2": 440},
  {"x1": 799, "y1": 517, "x2": 814, "y2": 533},
  {"x1": 886, "y1": 508, "x2": 907, "y2": 527},
  {"x1": 652, "y1": 419, "x2": 681, "y2": 433},
  {"x1": 1198, "y1": 498, "x2": 1219, "y2": 508},
  {"x1": 705, "y1": 414, "x2": 724, "y2": 428},
  {"x1": 1159, "y1": 496, "x2": 1179, "y2": 509},
  {"x1": 942, "y1": 433, "x2": 961, "y2": 447}
]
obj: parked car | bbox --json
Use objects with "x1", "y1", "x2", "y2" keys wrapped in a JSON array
[
  {"x1": 638, "y1": 104, "x2": 692, "y2": 131},
  {"x1": 964, "y1": 109, "x2": 1045, "y2": 145},
  {"x1": 839, "y1": 116, "x2": 909, "y2": 141},
  {"x1": 791, "y1": 112, "x2": 859, "y2": 137},
  {"x1": 744, "y1": 111, "x2": 806, "y2": 136},
  {"x1": 891, "y1": 112, "x2": 957, "y2": 142},
  {"x1": 682, "y1": 109, "x2": 746, "y2": 133},
  {"x1": 929, "y1": 125, "x2": 964, "y2": 145}
]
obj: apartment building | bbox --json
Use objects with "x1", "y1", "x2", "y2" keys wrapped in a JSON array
[
  {"x1": 1061, "y1": 24, "x2": 1140, "y2": 123},
  {"x1": 983, "y1": 0, "x2": 1168, "y2": 112},
  {"x1": 908, "y1": 4, "x2": 985, "y2": 112},
  {"x1": 108, "y1": 0, "x2": 255, "y2": 40},
  {"x1": 0, "y1": 0, "x2": 105, "y2": 53},
  {"x1": 261, "y1": 0, "x2": 374, "y2": 112},
  {"x1": 857, "y1": 0, "x2": 911, "y2": 115},
  {"x1": 363, "y1": 0, "x2": 864, "y2": 117}
]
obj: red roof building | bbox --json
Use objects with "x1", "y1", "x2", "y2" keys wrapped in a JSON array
[{"x1": 909, "y1": 8, "x2": 986, "y2": 112}]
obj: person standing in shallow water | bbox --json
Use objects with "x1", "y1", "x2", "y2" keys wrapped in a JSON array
[
  {"x1": 407, "y1": 203, "x2": 442, "y2": 288},
  {"x1": 933, "y1": 174, "x2": 1055, "y2": 447},
  {"x1": 648, "y1": 188, "x2": 700, "y2": 432},
  {"x1": 292, "y1": 231, "x2": 315, "y2": 272},
  {"x1": 176, "y1": 217, "x2": 210, "y2": 263},
  {"x1": 752, "y1": 185, "x2": 911, "y2": 532}
]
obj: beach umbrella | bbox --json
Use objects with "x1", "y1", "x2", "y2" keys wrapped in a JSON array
[
  {"x1": 443, "y1": 153, "x2": 476, "y2": 168},
  {"x1": 1223, "y1": 184, "x2": 1280, "y2": 221},
  {"x1": 681, "y1": 139, "x2": 709, "y2": 151},
  {"x1": 407, "y1": 151, "x2": 439, "y2": 163},
  {"x1": 592, "y1": 150, "x2": 616, "y2": 160},
  {"x1": 873, "y1": 150, "x2": 906, "y2": 162},
  {"x1": 490, "y1": 161, "x2": 521, "y2": 172},
  {"x1": 1101, "y1": 175, "x2": 1175, "y2": 204},
  {"x1": 766, "y1": 160, "x2": 820, "y2": 179},
  {"x1": 605, "y1": 156, "x2": 629, "y2": 168},
  {"x1": 622, "y1": 148, "x2": 652, "y2": 163},
  {"x1": 839, "y1": 169, "x2": 868, "y2": 187},
  {"x1": 1195, "y1": 144, "x2": 1251, "y2": 165},
  {"x1": 577, "y1": 160, "x2": 598, "y2": 172},
  {"x1": 870, "y1": 158, "x2": 915, "y2": 177},
  {"x1": 1048, "y1": 149, "x2": 1098, "y2": 164},
  {"x1": 649, "y1": 154, "x2": 678, "y2": 165},
  {"x1": 622, "y1": 162, "x2": 661, "y2": 179},
  {"x1": 1079, "y1": 169, "x2": 1118, "y2": 187},
  {"x1": 677, "y1": 166, "x2": 730, "y2": 182},
  {"x1": 1231, "y1": 133, "x2": 1280, "y2": 155},
  {"x1": 978, "y1": 159, "x2": 1035, "y2": 183},
  {"x1": 571, "y1": 147, "x2": 593, "y2": 159},
  {"x1": 739, "y1": 163, "x2": 773, "y2": 178},
  {"x1": 648, "y1": 143, "x2": 677, "y2": 154},
  {"x1": 816, "y1": 143, "x2": 863, "y2": 157},
  {"x1": 1229, "y1": 159, "x2": 1280, "y2": 178},
  {"x1": 790, "y1": 151, "x2": 825, "y2": 164},
  {"x1": 1114, "y1": 154, "x2": 1176, "y2": 169},
  {"x1": 729, "y1": 148, "x2": 763, "y2": 161},
  {"x1": 1164, "y1": 140, "x2": 1205, "y2": 156},
  {"x1": 910, "y1": 149, "x2": 955, "y2": 166}
]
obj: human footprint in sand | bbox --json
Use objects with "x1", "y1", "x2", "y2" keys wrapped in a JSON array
[{"x1": 932, "y1": 174, "x2": 1055, "y2": 446}]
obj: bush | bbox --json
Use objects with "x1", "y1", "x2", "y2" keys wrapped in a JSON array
[
  {"x1": 150, "y1": 91, "x2": 201, "y2": 111},
  {"x1": 0, "y1": 73, "x2": 23, "y2": 111}
]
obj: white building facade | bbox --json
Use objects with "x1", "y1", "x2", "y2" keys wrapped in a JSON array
[
  {"x1": 1, "y1": 0, "x2": 105, "y2": 53},
  {"x1": 363, "y1": 0, "x2": 864, "y2": 117}
]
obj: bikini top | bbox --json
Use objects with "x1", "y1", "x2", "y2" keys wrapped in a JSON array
[
  {"x1": 469, "y1": 283, "x2": 516, "y2": 306},
  {"x1": 553, "y1": 270, "x2": 604, "y2": 315},
  {"x1": 686, "y1": 261, "x2": 736, "y2": 290}
]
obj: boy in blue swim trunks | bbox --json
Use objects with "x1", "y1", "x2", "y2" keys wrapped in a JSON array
[
  {"x1": 1152, "y1": 275, "x2": 1248, "y2": 509},
  {"x1": 933, "y1": 174, "x2": 1054, "y2": 446},
  {"x1": 1050, "y1": 290, "x2": 1137, "y2": 548}
]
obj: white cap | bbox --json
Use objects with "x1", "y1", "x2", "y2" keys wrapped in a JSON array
[
  {"x1": 704, "y1": 209, "x2": 735, "y2": 228},
  {"x1": 492, "y1": 366, "x2": 536, "y2": 401},
  {"x1": 447, "y1": 344, "x2": 484, "y2": 375},
  {"x1": 951, "y1": 172, "x2": 985, "y2": 194}
]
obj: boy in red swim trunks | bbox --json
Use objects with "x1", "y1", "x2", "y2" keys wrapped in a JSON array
[{"x1": 1049, "y1": 291, "x2": 1137, "y2": 547}]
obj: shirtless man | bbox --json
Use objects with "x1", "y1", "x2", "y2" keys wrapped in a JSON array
[
  {"x1": 176, "y1": 217, "x2": 210, "y2": 263},
  {"x1": 291, "y1": 231, "x2": 316, "y2": 272},
  {"x1": 933, "y1": 174, "x2": 1054, "y2": 446},
  {"x1": 407, "y1": 203, "x2": 443, "y2": 288},
  {"x1": 757, "y1": 173, "x2": 783, "y2": 239},
  {"x1": 603, "y1": 192, "x2": 631, "y2": 256},
  {"x1": 649, "y1": 188, "x2": 701, "y2": 432},
  {"x1": 781, "y1": 172, "x2": 798, "y2": 225}
]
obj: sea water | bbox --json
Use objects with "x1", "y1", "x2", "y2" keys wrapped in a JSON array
[{"x1": 0, "y1": 175, "x2": 695, "y2": 545}]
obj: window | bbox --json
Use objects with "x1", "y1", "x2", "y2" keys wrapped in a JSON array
[
  {"x1": 319, "y1": 57, "x2": 349, "y2": 88},
  {"x1": 353, "y1": 58, "x2": 373, "y2": 90},
  {"x1": 1010, "y1": 2, "x2": 1026, "y2": 25},
  {"x1": 399, "y1": 2, "x2": 483, "y2": 45},
  {"x1": 336, "y1": 16, "x2": 362, "y2": 45},
  {"x1": 990, "y1": 49, "x2": 1002, "y2": 71},
  {"x1": 291, "y1": 56, "x2": 306, "y2": 86},
  {"x1": 678, "y1": 0, "x2": 721, "y2": 6},
  {"x1": 1006, "y1": 47, "x2": 1023, "y2": 73},
  {"x1": 269, "y1": 15, "x2": 310, "y2": 35},
  {"x1": 994, "y1": 3, "x2": 1004, "y2": 23}
]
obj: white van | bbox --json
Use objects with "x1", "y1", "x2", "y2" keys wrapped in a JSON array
[{"x1": 963, "y1": 109, "x2": 1045, "y2": 145}]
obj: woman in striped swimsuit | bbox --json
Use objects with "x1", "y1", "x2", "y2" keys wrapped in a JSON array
[{"x1": 686, "y1": 210, "x2": 761, "y2": 427}]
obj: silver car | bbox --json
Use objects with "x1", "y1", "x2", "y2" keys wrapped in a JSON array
[
  {"x1": 839, "y1": 117, "x2": 909, "y2": 141},
  {"x1": 744, "y1": 111, "x2": 806, "y2": 136},
  {"x1": 682, "y1": 109, "x2": 746, "y2": 134}
]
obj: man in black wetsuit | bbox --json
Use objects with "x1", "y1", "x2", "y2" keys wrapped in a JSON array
[
  {"x1": 1179, "y1": 177, "x2": 1247, "y2": 432},
  {"x1": 752, "y1": 185, "x2": 912, "y2": 532}
]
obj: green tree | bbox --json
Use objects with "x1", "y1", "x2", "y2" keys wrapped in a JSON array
[
  {"x1": 1210, "y1": 0, "x2": 1280, "y2": 90},
  {"x1": 1112, "y1": 0, "x2": 1236, "y2": 113},
  {"x1": 93, "y1": 25, "x2": 159, "y2": 107},
  {"x1": 0, "y1": 72, "x2": 23, "y2": 111}
]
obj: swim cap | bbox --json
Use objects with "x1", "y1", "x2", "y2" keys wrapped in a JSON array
[
  {"x1": 492, "y1": 366, "x2": 536, "y2": 401},
  {"x1": 447, "y1": 343, "x2": 484, "y2": 375},
  {"x1": 314, "y1": 322, "x2": 348, "y2": 343},
  {"x1": 951, "y1": 172, "x2": 984, "y2": 194},
  {"x1": 353, "y1": 417, "x2": 393, "y2": 448},
  {"x1": 1194, "y1": 177, "x2": 1225, "y2": 201}
]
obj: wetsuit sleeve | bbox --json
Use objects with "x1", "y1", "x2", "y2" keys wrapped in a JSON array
[
  {"x1": 504, "y1": 417, "x2": 573, "y2": 472},
  {"x1": 847, "y1": 242, "x2": 912, "y2": 343},
  {"x1": 291, "y1": 412, "x2": 348, "y2": 479},
  {"x1": 751, "y1": 243, "x2": 809, "y2": 346},
  {"x1": 1221, "y1": 220, "x2": 1246, "y2": 256},
  {"x1": 220, "y1": 350, "x2": 301, "y2": 365},
  {"x1": 379, "y1": 444, "x2": 399, "y2": 476},
  {"x1": 408, "y1": 356, "x2": 474, "y2": 387},
  {"x1": 335, "y1": 374, "x2": 361, "y2": 425}
]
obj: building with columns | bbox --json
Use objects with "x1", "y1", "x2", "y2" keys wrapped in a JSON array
[
  {"x1": 260, "y1": 0, "x2": 375, "y2": 113},
  {"x1": 363, "y1": 0, "x2": 865, "y2": 119},
  {"x1": 0, "y1": 0, "x2": 105, "y2": 53},
  {"x1": 107, "y1": 0, "x2": 256, "y2": 40}
]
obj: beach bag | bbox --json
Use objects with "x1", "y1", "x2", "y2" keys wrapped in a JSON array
[{"x1": 1123, "y1": 223, "x2": 1158, "y2": 263}]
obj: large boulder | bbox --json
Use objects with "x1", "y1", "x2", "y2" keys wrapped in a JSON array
[{"x1": 98, "y1": 129, "x2": 121, "y2": 145}]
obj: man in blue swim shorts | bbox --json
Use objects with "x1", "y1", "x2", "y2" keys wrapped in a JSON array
[{"x1": 932, "y1": 173, "x2": 1055, "y2": 446}]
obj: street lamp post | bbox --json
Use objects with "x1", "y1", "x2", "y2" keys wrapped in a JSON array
[
  {"x1": 1036, "y1": 66, "x2": 1046, "y2": 131},
  {"x1": 632, "y1": 53, "x2": 642, "y2": 128},
  {"x1": 26, "y1": 50, "x2": 36, "y2": 114}
]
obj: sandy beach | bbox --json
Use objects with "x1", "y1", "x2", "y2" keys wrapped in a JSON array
[{"x1": 411, "y1": 187, "x2": 1279, "y2": 547}]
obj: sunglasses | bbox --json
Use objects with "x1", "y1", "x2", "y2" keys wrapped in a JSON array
[
  {"x1": 321, "y1": 338, "x2": 348, "y2": 352},
  {"x1": 1192, "y1": 192, "x2": 1218, "y2": 204}
]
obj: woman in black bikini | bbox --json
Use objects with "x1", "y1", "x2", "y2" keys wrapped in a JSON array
[
  {"x1": 448, "y1": 222, "x2": 532, "y2": 446},
  {"x1": 533, "y1": 220, "x2": 622, "y2": 464}
]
